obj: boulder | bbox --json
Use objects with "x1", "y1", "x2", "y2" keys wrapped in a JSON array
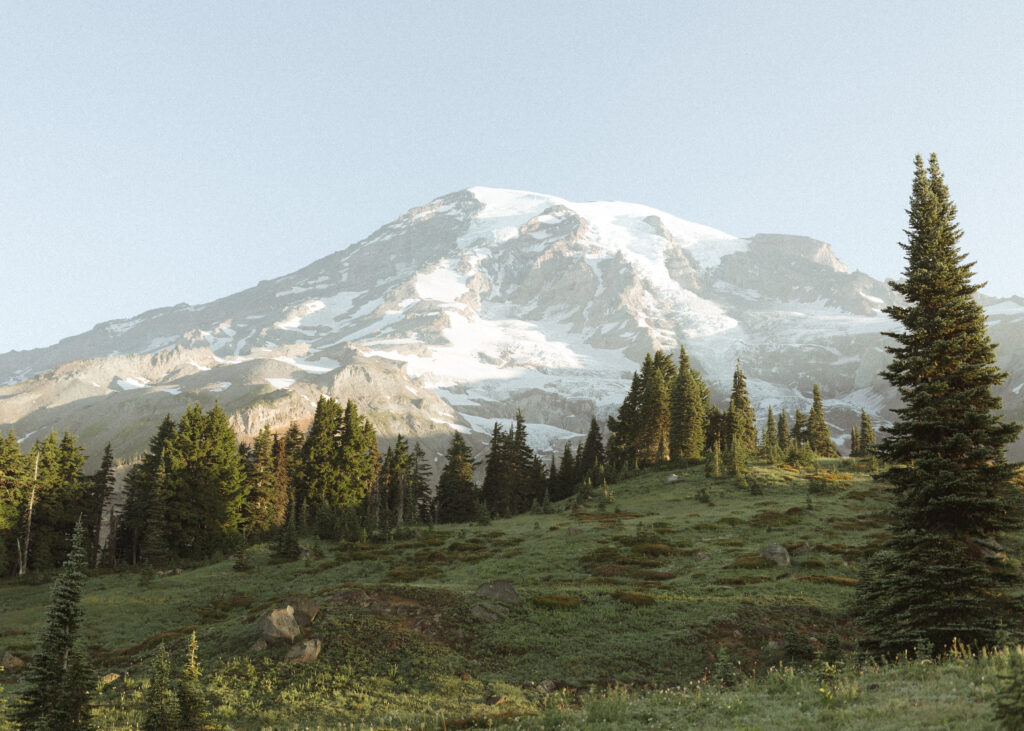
[
  {"x1": 665, "y1": 474, "x2": 679, "y2": 483},
  {"x1": 284, "y1": 638, "x2": 321, "y2": 665},
  {"x1": 475, "y1": 580, "x2": 521, "y2": 606},
  {"x1": 471, "y1": 603, "x2": 509, "y2": 622},
  {"x1": 250, "y1": 638, "x2": 268, "y2": 652},
  {"x1": 789, "y1": 541, "x2": 811, "y2": 556},
  {"x1": 100, "y1": 672, "x2": 121, "y2": 685},
  {"x1": 760, "y1": 544, "x2": 791, "y2": 567},
  {"x1": 334, "y1": 588, "x2": 372, "y2": 607},
  {"x1": 279, "y1": 596, "x2": 320, "y2": 626},
  {"x1": 1, "y1": 652, "x2": 25, "y2": 671},
  {"x1": 257, "y1": 606, "x2": 301, "y2": 645},
  {"x1": 537, "y1": 679, "x2": 558, "y2": 695}
]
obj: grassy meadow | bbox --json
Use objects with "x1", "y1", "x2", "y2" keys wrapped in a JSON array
[{"x1": 1, "y1": 460, "x2": 1020, "y2": 729}]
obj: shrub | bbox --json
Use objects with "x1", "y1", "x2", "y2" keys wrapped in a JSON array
[
  {"x1": 532, "y1": 595, "x2": 582, "y2": 610},
  {"x1": 611, "y1": 591, "x2": 657, "y2": 607}
]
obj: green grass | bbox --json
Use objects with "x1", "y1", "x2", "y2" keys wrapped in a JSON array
[{"x1": 0, "y1": 460, "x2": 1017, "y2": 728}]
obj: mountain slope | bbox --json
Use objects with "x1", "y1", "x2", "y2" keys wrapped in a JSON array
[{"x1": 2, "y1": 187, "x2": 1023, "y2": 465}]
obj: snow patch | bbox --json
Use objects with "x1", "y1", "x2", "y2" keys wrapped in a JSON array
[{"x1": 266, "y1": 378, "x2": 296, "y2": 389}]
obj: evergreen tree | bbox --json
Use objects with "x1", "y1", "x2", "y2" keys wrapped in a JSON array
[
  {"x1": 84, "y1": 444, "x2": 115, "y2": 567},
  {"x1": 637, "y1": 360, "x2": 671, "y2": 465},
  {"x1": 807, "y1": 384, "x2": 839, "y2": 457},
  {"x1": 849, "y1": 427, "x2": 861, "y2": 458},
  {"x1": 481, "y1": 423, "x2": 511, "y2": 516},
  {"x1": 705, "y1": 440, "x2": 723, "y2": 479},
  {"x1": 0, "y1": 430, "x2": 28, "y2": 576},
  {"x1": 762, "y1": 406, "x2": 782, "y2": 464},
  {"x1": 15, "y1": 517, "x2": 94, "y2": 729},
  {"x1": 409, "y1": 442, "x2": 433, "y2": 524},
  {"x1": 139, "y1": 458, "x2": 172, "y2": 567},
  {"x1": 274, "y1": 502, "x2": 301, "y2": 560},
  {"x1": 726, "y1": 360, "x2": 757, "y2": 453},
  {"x1": 858, "y1": 409, "x2": 875, "y2": 457},
  {"x1": 578, "y1": 417, "x2": 606, "y2": 481},
  {"x1": 242, "y1": 426, "x2": 283, "y2": 537},
  {"x1": 176, "y1": 631, "x2": 206, "y2": 730},
  {"x1": 776, "y1": 410, "x2": 790, "y2": 453},
  {"x1": 607, "y1": 372, "x2": 643, "y2": 469},
  {"x1": 119, "y1": 415, "x2": 176, "y2": 565},
  {"x1": 855, "y1": 155, "x2": 1024, "y2": 654},
  {"x1": 435, "y1": 433, "x2": 477, "y2": 523},
  {"x1": 791, "y1": 410, "x2": 807, "y2": 447},
  {"x1": 554, "y1": 441, "x2": 577, "y2": 500},
  {"x1": 164, "y1": 403, "x2": 247, "y2": 559},
  {"x1": 142, "y1": 642, "x2": 179, "y2": 731},
  {"x1": 301, "y1": 397, "x2": 344, "y2": 511}
]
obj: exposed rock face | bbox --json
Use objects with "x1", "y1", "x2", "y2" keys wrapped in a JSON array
[
  {"x1": 4, "y1": 186, "x2": 1024, "y2": 469},
  {"x1": 257, "y1": 606, "x2": 301, "y2": 645}
]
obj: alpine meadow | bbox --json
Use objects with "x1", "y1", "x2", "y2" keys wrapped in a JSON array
[{"x1": 0, "y1": 154, "x2": 1023, "y2": 730}]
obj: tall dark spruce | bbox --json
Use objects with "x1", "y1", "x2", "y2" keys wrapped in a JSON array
[
  {"x1": 15, "y1": 517, "x2": 94, "y2": 729},
  {"x1": 855, "y1": 154, "x2": 1023, "y2": 654}
]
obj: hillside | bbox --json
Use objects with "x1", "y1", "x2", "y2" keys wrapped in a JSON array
[
  {"x1": 1, "y1": 461, "x2": 1017, "y2": 729},
  {"x1": 5, "y1": 187, "x2": 1024, "y2": 468}
]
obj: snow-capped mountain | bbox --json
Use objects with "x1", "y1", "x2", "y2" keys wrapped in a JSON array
[{"x1": 3, "y1": 187, "x2": 1024, "y2": 466}]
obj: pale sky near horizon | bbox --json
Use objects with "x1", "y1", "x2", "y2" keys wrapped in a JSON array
[{"x1": 1, "y1": 2, "x2": 1022, "y2": 354}]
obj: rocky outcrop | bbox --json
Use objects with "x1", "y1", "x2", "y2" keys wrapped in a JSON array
[
  {"x1": 257, "y1": 606, "x2": 301, "y2": 645},
  {"x1": 760, "y1": 544, "x2": 791, "y2": 568}
]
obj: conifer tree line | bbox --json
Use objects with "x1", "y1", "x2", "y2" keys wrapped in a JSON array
[{"x1": 601, "y1": 345, "x2": 851, "y2": 481}]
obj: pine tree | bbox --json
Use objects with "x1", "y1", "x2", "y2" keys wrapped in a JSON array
[
  {"x1": 807, "y1": 384, "x2": 839, "y2": 457},
  {"x1": 435, "y1": 433, "x2": 477, "y2": 523},
  {"x1": 776, "y1": 410, "x2": 790, "y2": 453},
  {"x1": 176, "y1": 631, "x2": 206, "y2": 730},
  {"x1": 762, "y1": 406, "x2": 781, "y2": 464},
  {"x1": 726, "y1": 360, "x2": 757, "y2": 452},
  {"x1": 578, "y1": 417, "x2": 606, "y2": 481},
  {"x1": 15, "y1": 517, "x2": 94, "y2": 729},
  {"x1": 791, "y1": 410, "x2": 807, "y2": 447},
  {"x1": 855, "y1": 155, "x2": 1024, "y2": 654},
  {"x1": 142, "y1": 642, "x2": 179, "y2": 731},
  {"x1": 274, "y1": 502, "x2": 301, "y2": 560},
  {"x1": 409, "y1": 442, "x2": 433, "y2": 524},
  {"x1": 858, "y1": 409, "x2": 875, "y2": 457},
  {"x1": 849, "y1": 427, "x2": 861, "y2": 458},
  {"x1": 705, "y1": 440, "x2": 723, "y2": 479},
  {"x1": 85, "y1": 444, "x2": 115, "y2": 567}
]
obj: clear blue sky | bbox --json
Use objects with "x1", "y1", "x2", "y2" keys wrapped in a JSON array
[{"x1": 2, "y1": 2, "x2": 1022, "y2": 353}]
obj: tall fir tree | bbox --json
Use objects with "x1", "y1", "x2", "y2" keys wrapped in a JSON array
[
  {"x1": 855, "y1": 155, "x2": 1024, "y2": 654},
  {"x1": 762, "y1": 406, "x2": 781, "y2": 464},
  {"x1": 142, "y1": 642, "x2": 179, "y2": 731},
  {"x1": 15, "y1": 517, "x2": 94, "y2": 730},
  {"x1": 726, "y1": 360, "x2": 757, "y2": 452},
  {"x1": 858, "y1": 409, "x2": 875, "y2": 457},
  {"x1": 776, "y1": 410, "x2": 790, "y2": 453},
  {"x1": 435, "y1": 433, "x2": 477, "y2": 523},
  {"x1": 578, "y1": 417, "x2": 606, "y2": 481},
  {"x1": 177, "y1": 631, "x2": 206, "y2": 730},
  {"x1": 84, "y1": 444, "x2": 115, "y2": 567},
  {"x1": 807, "y1": 384, "x2": 839, "y2": 457}
]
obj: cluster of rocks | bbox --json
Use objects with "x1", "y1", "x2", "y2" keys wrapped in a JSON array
[{"x1": 253, "y1": 596, "x2": 321, "y2": 664}]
